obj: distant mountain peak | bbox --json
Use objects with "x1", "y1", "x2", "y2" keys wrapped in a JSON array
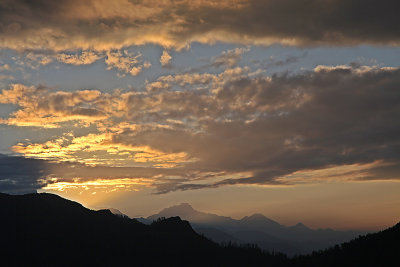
[
  {"x1": 108, "y1": 208, "x2": 129, "y2": 218},
  {"x1": 242, "y1": 213, "x2": 281, "y2": 224},
  {"x1": 163, "y1": 203, "x2": 196, "y2": 213},
  {"x1": 147, "y1": 203, "x2": 234, "y2": 224},
  {"x1": 145, "y1": 203, "x2": 367, "y2": 256},
  {"x1": 151, "y1": 216, "x2": 194, "y2": 233},
  {"x1": 248, "y1": 213, "x2": 268, "y2": 220},
  {"x1": 176, "y1": 203, "x2": 195, "y2": 210},
  {"x1": 148, "y1": 203, "x2": 198, "y2": 221}
]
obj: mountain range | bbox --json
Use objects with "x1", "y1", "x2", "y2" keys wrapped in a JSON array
[
  {"x1": 139, "y1": 203, "x2": 364, "y2": 256},
  {"x1": 0, "y1": 193, "x2": 286, "y2": 266},
  {"x1": 1, "y1": 193, "x2": 399, "y2": 266}
]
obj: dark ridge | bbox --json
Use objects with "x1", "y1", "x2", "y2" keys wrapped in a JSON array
[
  {"x1": 0, "y1": 193, "x2": 287, "y2": 267},
  {"x1": 292, "y1": 222, "x2": 400, "y2": 267},
  {"x1": 1, "y1": 192, "x2": 398, "y2": 266}
]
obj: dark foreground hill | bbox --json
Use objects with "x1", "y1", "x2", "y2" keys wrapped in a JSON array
[
  {"x1": 292, "y1": 221, "x2": 400, "y2": 267},
  {"x1": 0, "y1": 193, "x2": 287, "y2": 267}
]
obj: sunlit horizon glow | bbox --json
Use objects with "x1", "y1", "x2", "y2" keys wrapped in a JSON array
[{"x1": 41, "y1": 177, "x2": 153, "y2": 193}]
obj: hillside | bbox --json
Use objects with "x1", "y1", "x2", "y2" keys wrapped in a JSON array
[
  {"x1": 293, "y1": 222, "x2": 400, "y2": 266},
  {"x1": 0, "y1": 193, "x2": 287, "y2": 266}
]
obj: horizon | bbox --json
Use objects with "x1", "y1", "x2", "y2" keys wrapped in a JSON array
[
  {"x1": 1, "y1": 0, "x2": 400, "y2": 233},
  {"x1": 4, "y1": 190, "x2": 387, "y2": 232},
  {"x1": 44, "y1": 189, "x2": 397, "y2": 232}
]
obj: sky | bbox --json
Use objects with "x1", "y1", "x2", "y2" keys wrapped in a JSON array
[{"x1": 0, "y1": 0, "x2": 400, "y2": 231}]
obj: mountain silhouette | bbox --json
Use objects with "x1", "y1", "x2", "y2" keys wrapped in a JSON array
[
  {"x1": 0, "y1": 193, "x2": 287, "y2": 266},
  {"x1": 148, "y1": 203, "x2": 235, "y2": 225},
  {"x1": 292, "y1": 221, "x2": 400, "y2": 266},
  {"x1": 195, "y1": 226, "x2": 241, "y2": 244},
  {"x1": 108, "y1": 207, "x2": 128, "y2": 218},
  {"x1": 146, "y1": 203, "x2": 364, "y2": 256},
  {"x1": 1, "y1": 193, "x2": 398, "y2": 266}
]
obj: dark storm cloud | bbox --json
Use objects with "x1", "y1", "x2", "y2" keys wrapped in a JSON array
[
  {"x1": 0, "y1": 0, "x2": 399, "y2": 51},
  {"x1": 0, "y1": 154, "x2": 46, "y2": 194}
]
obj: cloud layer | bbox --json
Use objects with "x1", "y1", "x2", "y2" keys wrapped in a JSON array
[
  {"x1": 1, "y1": 65, "x2": 399, "y2": 193},
  {"x1": 1, "y1": 0, "x2": 399, "y2": 51}
]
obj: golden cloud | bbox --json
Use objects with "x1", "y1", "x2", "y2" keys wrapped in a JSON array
[
  {"x1": 160, "y1": 50, "x2": 172, "y2": 67},
  {"x1": 12, "y1": 132, "x2": 189, "y2": 168},
  {"x1": 105, "y1": 50, "x2": 151, "y2": 76},
  {"x1": 0, "y1": 84, "x2": 108, "y2": 128},
  {"x1": 57, "y1": 50, "x2": 102, "y2": 65}
]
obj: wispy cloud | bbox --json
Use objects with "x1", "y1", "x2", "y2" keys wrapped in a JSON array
[{"x1": 212, "y1": 47, "x2": 250, "y2": 68}]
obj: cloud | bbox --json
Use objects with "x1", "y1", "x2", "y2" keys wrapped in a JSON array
[
  {"x1": 0, "y1": 74, "x2": 14, "y2": 81},
  {"x1": 0, "y1": 84, "x2": 106, "y2": 128},
  {"x1": 10, "y1": 49, "x2": 149, "y2": 75},
  {"x1": 2, "y1": 65, "x2": 400, "y2": 193},
  {"x1": 145, "y1": 66, "x2": 248, "y2": 92},
  {"x1": 12, "y1": 131, "x2": 189, "y2": 168},
  {"x1": 212, "y1": 47, "x2": 249, "y2": 68},
  {"x1": 0, "y1": 64, "x2": 11, "y2": 71},
  {"x1": 251, "y1": 52, "x2": 308, "y2": 69},
  {"x1": 0, "y1": 154, "x2": 45, "y2": 194},
  {"x1": 26, "y1": 52, "x2": 53, "y2": 66},
  {"x1": 0, "y1": 0, "x2": 399, "y2": 52},
  {"x1": 105, "y1": 50, "x2": 150, "y2": 76},
  {"x1": 160, "y1": 50, "x2": 172, "y2": 67},
  {"x1": 0, "y1": 153, "x2": 175, "y2": 194},
  {"x1": 113, "y1": 65, "x2": 400, "y2": 192},
  {"x1": 13, "y1": 52, "x2": 54, "y2": 70},
  {"x1": 56, "y1": 50, "x2": 102, "y2": 65}
]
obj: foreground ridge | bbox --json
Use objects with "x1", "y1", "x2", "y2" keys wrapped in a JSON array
[
  {"x1": 0, "y1": 193, "x2": 286, "y2": 267},
  {"x1": 0, "y1": 193, "x2": 398, "y2": 267}
]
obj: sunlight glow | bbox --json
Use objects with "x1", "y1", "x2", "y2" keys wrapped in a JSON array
[
  {"x1": 41, "y1": 178, "x2": 153, "y2": 193},
  {"x1": 12, "y1": 132, "x2": 189, "y2": 167}
]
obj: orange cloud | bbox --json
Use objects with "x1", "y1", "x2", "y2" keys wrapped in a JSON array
[
  {"x1": 12, "y1": 132, "x2": 190, "y2": 168},
  {"x1": 0, "y1": 84, "x2": 107, "y2": 128},
  {"x1": 160, "y1": 50, "x2": 172, "y2": 67},
  {"x1": 57, "y1": 50, "x2": 102, "y2": 65}
]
